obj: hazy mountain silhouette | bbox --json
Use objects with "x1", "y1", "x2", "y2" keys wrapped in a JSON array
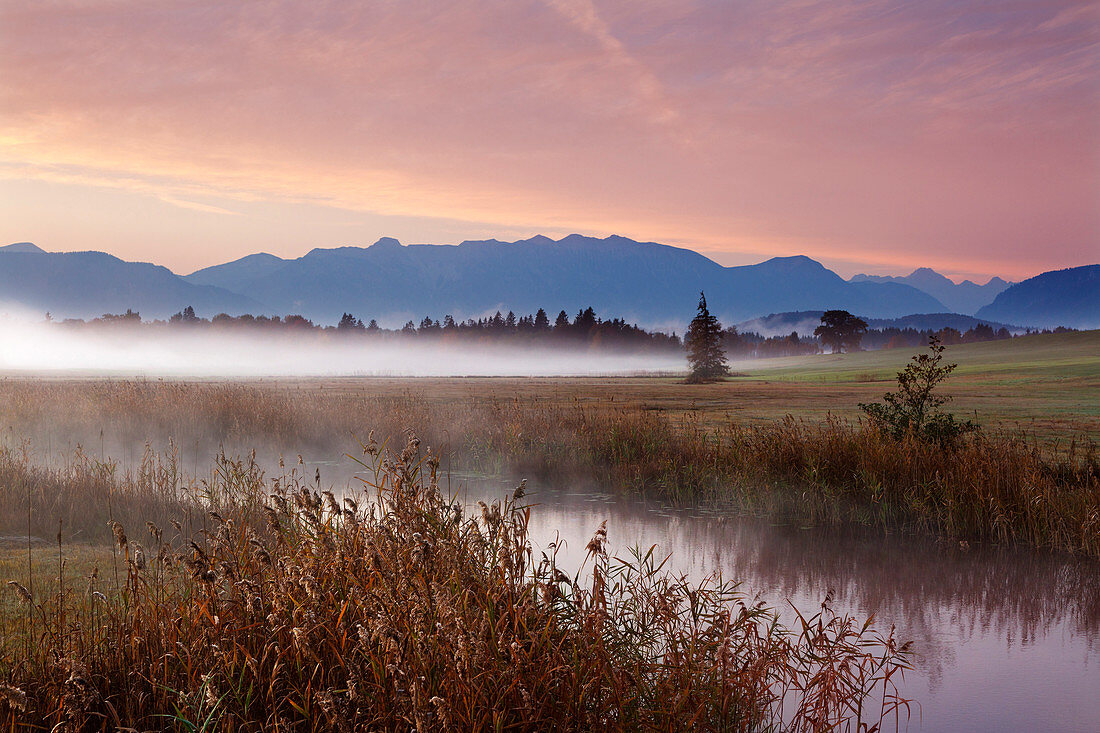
[
  {"x1": 186, "y1": 234, "x2": 946, "y2": 327},
  {"x1": 0, "y1": 245, "x2": 262, "y2": 320},
  {"x1": 0, "y1": 242, "x2": 46, "y2": 254},
  {"x1": 976, "y1": 265, "x2": 1100, "y2": 329},
  {"x1": 849, "y1": 268, "x2": 1009, "y2": 315},
  {"x1": 737, "y1": 311, "x2": 1019, "y2": 337}
]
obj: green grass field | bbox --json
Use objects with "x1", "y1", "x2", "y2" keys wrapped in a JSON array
[
  {"x1": 724, "y1": 330, "x2": 1100, "y2": 439},
  {"x1": 321, "y1": 330, "x2": 1095, "y2": 443}
]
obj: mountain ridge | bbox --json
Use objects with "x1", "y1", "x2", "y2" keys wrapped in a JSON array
[
  {"x1": 976, "y1": 265, "x2": 1099, "y2": 329},
  {"x1": 849, "y1": 268, "x2": 1010, "y2": 314},
  {"x1": 185, "y1": 234, "x2": 946, "y2": 327},
  {"x1": 4, "y1": 237, "x2": 1092, "y2": 330},
  {"x1": 0, "y1": 247, "x2": 263, "y2": 320}
]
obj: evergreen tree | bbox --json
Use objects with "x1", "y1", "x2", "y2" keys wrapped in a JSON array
[
  {"x1": 534, "y1": 308, "x2": 550, "y2": 331},
  {"x1": 337, "y1": 312, "x2": 365, "y2": 331},
  {"x1": 685, "y1": 292, "x2": 728, "y2": 383}
]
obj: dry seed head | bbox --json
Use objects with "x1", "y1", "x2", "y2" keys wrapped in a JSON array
[
  {"x1": 202, "y1": 673, "x2": 219, "y2": 711},
  {"x1": 131, "y1": 543, "x2": 146, "y2": 570},
  {"x1": 586, "y1": 520, "x2": 608, "y2": 556},
  {"x1": 108, "y1": 520, "x2": 128, "y2": 550},
  {"x1": 6, "y1": 581, "x2": 32, "y2": 605}
]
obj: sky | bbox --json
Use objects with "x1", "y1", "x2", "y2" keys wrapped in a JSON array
[{"x1": 1, "y1": 0, "x2": 1097, "y2": 283}]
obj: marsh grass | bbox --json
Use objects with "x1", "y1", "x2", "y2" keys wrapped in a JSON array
[
  {"x1": 498, "y1": 408, "x2": 1100, "y2": 556},
  {"x1": 0, "y1": 437, "x2": 911, "y2": 731},
  {"x1": 0, "y1": 378, "x2": 1096, "y2": 555}
]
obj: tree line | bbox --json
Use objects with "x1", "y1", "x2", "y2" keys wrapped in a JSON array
[
  {"x1": 47, "y1": 303, "x2": 1060, "y2": 362},
  {"x1": 50, "y1": 306, "x2": 684, "y2": 354}
]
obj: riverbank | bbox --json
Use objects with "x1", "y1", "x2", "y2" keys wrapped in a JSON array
[{"x1": 0, "y1": 440, "x2": 910, "y2": 730}]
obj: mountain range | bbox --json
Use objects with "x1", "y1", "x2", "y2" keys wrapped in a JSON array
[
  {"x1": 0, "y1": 243, "x2": 261, "y2": 320},
  {"x1": 849, "y1": 268, "x2": 1010, "y2": 315},
  {"x1": 183, "y1": 235, "x2": 944, "y2": 327},
  {"x1": 1, "y1": 236, "x2": 1095, "y2": 330}
]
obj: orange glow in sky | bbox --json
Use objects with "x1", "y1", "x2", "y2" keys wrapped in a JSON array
[{"x1": 1, "y1": 0, "x2": 1097, "y2": 282}]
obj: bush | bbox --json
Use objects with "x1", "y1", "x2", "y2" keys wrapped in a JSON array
[{"x1": 859, "y1": 336, "x2": 976, "y2": 445}]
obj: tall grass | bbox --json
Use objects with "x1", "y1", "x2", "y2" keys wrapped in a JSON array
[
  {"x1": 0, "y1": 438, "x2": 911, "y2": 731},
  {"x1": 1, "y1": 378, "x2": 1096, "y2": 555},
  {"x1": 495, "y1": 409, "x2": 1100, "y2": 556}
]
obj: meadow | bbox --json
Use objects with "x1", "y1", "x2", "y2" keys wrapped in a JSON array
[
  {"x1": 0, "y1": 331, "x2": 1096, "y2": 728},
  {"x1": 0, "y1": 331, "x2": 1096, "y2": 548}
]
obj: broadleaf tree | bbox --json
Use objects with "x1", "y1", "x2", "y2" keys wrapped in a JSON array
[{"x1": 814, "y1": 310, "x2": 868, "y2": 353}]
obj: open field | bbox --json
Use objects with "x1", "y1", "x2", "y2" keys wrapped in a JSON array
[
  {"x1": 294, "y1": 330, "x2": 1100, "y2": 443},
  {"x1": 0, "y1": 330, "x2": 1096, "y2": 555},
  {"x1": 3, "y1": 330, "x2": 1095, "y2": 454}
]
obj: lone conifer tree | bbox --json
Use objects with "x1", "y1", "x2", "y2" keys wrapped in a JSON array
[{"x1": 685, "y1": 291, "x2": 729, "y2": 382}]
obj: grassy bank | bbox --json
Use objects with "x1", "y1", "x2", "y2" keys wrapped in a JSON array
[
  {"x1": 0, "y1": 439, "x2": 910, "y2": 731},
  {"x1": 485, "y1": 408, "x2": 1099, "y2": 556}
]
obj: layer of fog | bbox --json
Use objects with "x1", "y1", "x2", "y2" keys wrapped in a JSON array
[
  {"x1": 735, "y1": 314, "x2": 824, "y2": 338},
  {"x1": 0, "y1": 318, "x2": 685, "y2": 377}
]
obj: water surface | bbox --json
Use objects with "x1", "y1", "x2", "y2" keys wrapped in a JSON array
[{"x1": 450, "y1": 477, "x2": 1100, "y2": 733}]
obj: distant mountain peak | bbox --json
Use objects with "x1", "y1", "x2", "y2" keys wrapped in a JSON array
[
  {"x1": 1, "y1": 242, "x2": 46, "y2": 254},
  {"x1": 758, "y1": 255, "x2": 828, "y2": 271},
  {"x1": 977, "y1": 264, "x2": 1099, "y2": 329},
  {"x1": 370, "y1": 237, "x2": 402, "y2": 249},
  {"x1": 849, "y1": 266, "x2": 1010, "y2": 314}
]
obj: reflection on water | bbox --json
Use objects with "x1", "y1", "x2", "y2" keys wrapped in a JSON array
[
  {"x1": 65, "y1": 448, "x2": 1100, "y2": 732},
  {"x1": 445, "y1": 476, "x2": 1100, "y2": 733}
]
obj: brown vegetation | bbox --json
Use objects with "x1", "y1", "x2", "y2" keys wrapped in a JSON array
[
  {"x1": 0, "y1": 438, "x2": 911, "y2": 731},
  {"x1": 0, "y1": 377, "x2": 1097, "y2": 556}
]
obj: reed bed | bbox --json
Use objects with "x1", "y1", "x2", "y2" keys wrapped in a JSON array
[
  {"x1": 490, "y1": 408, "x2": 1100, "y2": 556},
  {"x1": 1, "y1": 378, "x2": 1096, "y2": 555},
  {"x1": 0, "y1": 437, "x2": 911, "y2": 731}
]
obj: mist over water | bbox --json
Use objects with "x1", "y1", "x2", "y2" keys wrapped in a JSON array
[{"x1": 0, "y1": 317, "x2": 685, "y2": 377}]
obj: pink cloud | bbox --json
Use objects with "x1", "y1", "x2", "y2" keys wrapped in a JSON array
[{"x1": 0, "y1": 0, "x2": 1096, "y2": 279}]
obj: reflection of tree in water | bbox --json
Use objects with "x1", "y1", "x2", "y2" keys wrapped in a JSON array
[{"x1": 521, "y1": 488, "x2": 1100, "y2": 693}]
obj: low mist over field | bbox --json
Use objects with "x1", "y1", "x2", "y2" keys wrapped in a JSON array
[{"x1": 0, "y1": 316, "x2": 684, "y2": 377}]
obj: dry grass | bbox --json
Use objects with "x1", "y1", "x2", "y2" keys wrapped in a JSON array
[
  {"x1": 0, "y1": 376, "x2": 1097, "y2": 556},
  {"x1": 0, "y1": 438, "x2": 911, "y2": 731}
]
